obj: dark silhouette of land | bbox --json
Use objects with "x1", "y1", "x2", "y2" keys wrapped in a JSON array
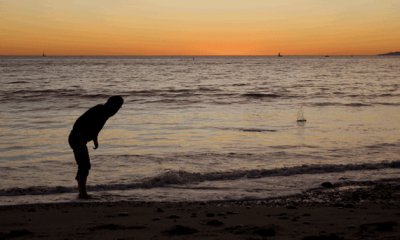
[{"x1": 378, "y1": 51, "x2": 400, "y2": 56}]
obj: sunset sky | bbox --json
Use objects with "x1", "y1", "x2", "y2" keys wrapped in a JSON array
[{"x1": 1, "y1": 0, "x2": 399, "y2": 55}]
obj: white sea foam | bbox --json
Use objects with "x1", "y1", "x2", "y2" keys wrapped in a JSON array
[
  {"x1": 1, "y1": 167, "x2": 400, "y2": 206},
  {"x1": 1, "y1": 161, "x2": 400, "y2": 198}
]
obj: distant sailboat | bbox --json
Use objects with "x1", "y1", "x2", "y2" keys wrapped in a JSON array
[
  {"x1": 297, "y1": 106, "x2": 306, "y2": 122},
  {"x1": 325, "y1": 55, "x2": 329, "y2": 57},
  {"x1": 278, "y1": 52, "x2": 282, "y2": 57},
  {"x1": 42, "y1": 52, "x2": 46, "y2": 57}
]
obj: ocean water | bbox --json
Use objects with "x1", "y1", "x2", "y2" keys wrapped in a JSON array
[{"x1": 1, "y1": 56, "x2": 400, "y2": 206}]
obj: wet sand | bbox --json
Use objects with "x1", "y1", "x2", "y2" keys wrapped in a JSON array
[{"x1": 1, "y1": 180, "x2": 400, "y2": 240}]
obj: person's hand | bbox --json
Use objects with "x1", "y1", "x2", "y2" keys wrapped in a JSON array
[{"x1": 93, "y1": 137, "x2": 99, "y2": 150}]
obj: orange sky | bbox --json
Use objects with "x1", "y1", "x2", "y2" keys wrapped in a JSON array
[{"x1": 1, "y1": 0, "x2": 399, "y2": 55}]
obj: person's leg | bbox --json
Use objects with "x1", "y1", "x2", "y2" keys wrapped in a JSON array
[
  {"x1": 77, "y1": 174, "x2": 89, "y2": 198},
  {"x1": 73, "y1": 146, "x2": 91, "y2": 199}
]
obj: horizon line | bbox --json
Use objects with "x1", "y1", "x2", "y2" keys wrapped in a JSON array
[{"x1": 0, "y1": 54, "x2": 390, "y2": 57}]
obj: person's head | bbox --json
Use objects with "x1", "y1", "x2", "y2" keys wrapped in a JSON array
[{"x1": 105, "y1": 96, "x2": 124, "y2": 117}]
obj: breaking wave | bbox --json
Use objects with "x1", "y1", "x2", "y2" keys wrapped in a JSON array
[{"x1": 2, "y1": 161, "x2": 400, "y2": 197}]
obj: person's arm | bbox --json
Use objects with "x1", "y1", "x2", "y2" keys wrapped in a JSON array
[{"x1": 93, "y1": 135, "x2": 99, "y2": 150}]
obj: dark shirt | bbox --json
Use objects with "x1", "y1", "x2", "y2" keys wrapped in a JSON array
[{"x1": 72, "y1": 104, "x2": 110, "y2": 143}]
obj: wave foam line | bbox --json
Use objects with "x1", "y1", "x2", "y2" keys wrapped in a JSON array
[{"x1": 1, "y1": 161, "x2": 400, "y2": 196}]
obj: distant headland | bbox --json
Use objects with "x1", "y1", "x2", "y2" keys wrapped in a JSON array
[{"x1": 378, "y1": 51, "x2": 400, "y2": 56}]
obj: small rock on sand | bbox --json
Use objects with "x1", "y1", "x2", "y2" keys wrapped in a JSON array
[
  {"x1": 254, "y1": 227, "x2": 275, "y2": 237},
  {"x1": 226, "y1": 211, "x2": 238, "y2": 215},
  {"x1": 89, "y1": 224, "x2": 146, "y2": 231},
  {"x1": 206, "y1": 220, "x2": 224, "y2": 226},
  {"x1": 225, "y1": 225, "x2": 274, "y2": 237},
  {"x1": 333, "y1": 203, "x2": 344, "y2": 208},
  {"x1": 89, "y1": 224, "x2": 121, "y2": 231},
  {"x1": 361, "y1": 221, "x2": 398, "y2": 231},
  {"x1": 157, "y1": 208, "x2": 164, "y2": 212},
  {"x1": 5, "y1": 230, "x2": 33, "y2": 238},
  {"x1": 376, "y1": 222, "x2": 394, "y2": 231},
  {"x1": 321, "y1": 182, "x2": 334, "y2": 188},
  {"x1": 302, "y1": 233, "x2": 344, "y2": 240},
  {"x1": 161, "y1": 225, "x2": 198, "y2": 236}
]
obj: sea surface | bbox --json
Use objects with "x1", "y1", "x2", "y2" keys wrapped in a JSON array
[{"x1": 1, "y1": 56, "x2": 400, "y2": 206}]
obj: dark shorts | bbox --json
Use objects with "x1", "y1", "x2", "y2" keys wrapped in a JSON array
[{"x1": 69, "y1": 131, "x2": 91, "y2": 177}]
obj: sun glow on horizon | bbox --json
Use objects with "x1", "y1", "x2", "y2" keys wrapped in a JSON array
[{"x1": 1, "y1": 0, "x2": 399, "y2": 56}]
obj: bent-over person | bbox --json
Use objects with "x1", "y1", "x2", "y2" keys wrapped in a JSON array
[{"x1": 68, "y1": 96, "x2": 123, "y2": 199}]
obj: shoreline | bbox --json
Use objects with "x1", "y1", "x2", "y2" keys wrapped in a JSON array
[
  {"x1": 2, "y1": 178, "x2": 400, "y2": 208},
  {"x1": 1, "y1": 180, "x2": 400, "y2": 239}
]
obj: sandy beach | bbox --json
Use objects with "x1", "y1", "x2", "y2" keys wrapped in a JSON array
[{"x1": 1, "y1": 180, "x2": 400, "y2": 240}]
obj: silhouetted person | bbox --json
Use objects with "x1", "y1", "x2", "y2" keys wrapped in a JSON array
[{"x1": 68, "y1": 96, "x2": 124, "y2": 199}]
